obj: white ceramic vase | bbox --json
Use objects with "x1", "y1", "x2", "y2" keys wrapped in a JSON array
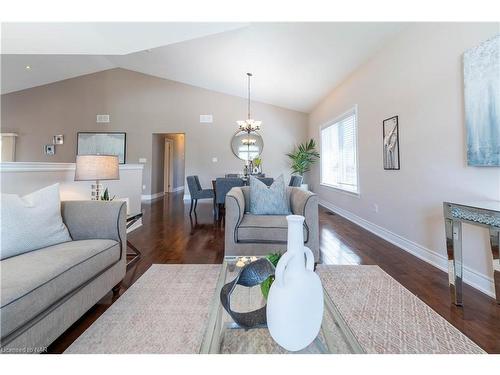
[{"x1": 266, "y1": 215, "x2": 324, "y2": 351}]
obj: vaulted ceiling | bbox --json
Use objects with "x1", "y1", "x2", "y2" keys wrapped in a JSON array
[{"x1": 1, "y1": 22, "x2": 404, "y2": 112}]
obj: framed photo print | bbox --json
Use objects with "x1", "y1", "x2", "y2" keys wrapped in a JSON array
[
  {"x1": 77, "y1": 132, "x2": 126, "y2": 164},
  {"x1": 383, "y1": 116, "x2": 400, "y2": 170}
]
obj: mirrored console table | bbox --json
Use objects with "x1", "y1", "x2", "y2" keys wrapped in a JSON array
[{"x1": 443, "y1": 201, "x2": 500, "y2": 306}]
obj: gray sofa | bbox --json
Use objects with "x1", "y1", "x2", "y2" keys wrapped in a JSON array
[
  {"x1": 225, "y1": 186, "x2": 319, "y2": 261},
  {"x1": 0, "y1": 201, "x2": 127, "y2": 353}
]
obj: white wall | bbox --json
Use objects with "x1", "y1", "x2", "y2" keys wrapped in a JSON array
[
  {"x1": 0, "y1": 162, "x2": 144, "y2": 215},
  {"x1": 308, "y1": 23, "x2": 500, "y2": 297}
]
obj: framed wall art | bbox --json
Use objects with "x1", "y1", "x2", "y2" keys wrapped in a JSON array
[
  {"x1": 463, "y1": 34, "x2": 499, "y2": 166},
  {"x1": 77, "y1": 132, "x2": 126, "y2": 164},
  {"x1": 383, "y1": 116, "x2": 400, "y2": 170}
]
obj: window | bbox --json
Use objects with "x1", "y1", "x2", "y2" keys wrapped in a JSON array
[{"x1": 320, "y1": 108, "x2": 359, "y2": 194}]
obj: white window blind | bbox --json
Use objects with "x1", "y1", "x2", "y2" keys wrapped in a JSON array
[{"x1": 320, "y1": 109, "x2": 359, "y2": 193}]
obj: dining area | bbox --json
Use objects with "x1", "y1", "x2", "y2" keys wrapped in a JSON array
[{"x1": 186, "y1": 174, "x2": 304, "y2": 220}]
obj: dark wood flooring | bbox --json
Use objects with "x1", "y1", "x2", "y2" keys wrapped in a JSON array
[{"x1": 48, "y1": 192, "x2": 500, "y2": 353}]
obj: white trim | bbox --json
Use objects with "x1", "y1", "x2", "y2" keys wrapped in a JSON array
[
  {"x1": 320, "y1": 182, "x2": 361, "y2": 197},
  {"x1": 141, "y1": 191, "x2": 164, "y2": 201},
  {"x1": 0, "y1": 162, "x2": 144, "y2": 172},
  {"x1": 183, "y1": 193, "x2": 191, "y2": 201},
  {"x1": 171, "y1": 185, "x2": 185, "y2": 193},
  {"x1": 319, "y1": 105, "x2": 360, "y2": 195},
  {"x1": 319, "y1": 199, "x2": 496, "y2": 299}
]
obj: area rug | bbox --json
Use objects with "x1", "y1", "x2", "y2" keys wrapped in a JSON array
[
  {"x1": 316, "y1": 265, "x2": 484, "y2": 354},
  {"x1": 65, "y1": 264, "x2": 484, "y2": 354}
]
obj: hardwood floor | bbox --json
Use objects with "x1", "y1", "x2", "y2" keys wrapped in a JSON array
[{"x1": 48, "y1": 192, "x2": 500, "y2": 353}]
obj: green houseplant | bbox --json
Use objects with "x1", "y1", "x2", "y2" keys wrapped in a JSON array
[
  {"x1": 286, "y1": 139, "x2": 320, "y2": 178},
  {"x1": 260, "y1": 252, "x2": 282, "y2": 299}
]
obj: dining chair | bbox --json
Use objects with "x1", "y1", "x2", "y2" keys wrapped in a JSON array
[
  {"x1": 215, "y1": 177, "x2": 244, "y2": 220},
  {"x1": 186, "y1": 176, "x2": 215, "y2": 215},
  {"x1": 257, "y1": 177, "x2": 274, "y2": 186},
  {"x1": 225, "y1": 173, "x2": 239, "y2": 178},
  {"x1": 289, "y1": 175, "x2": 303, "y2": 187}
]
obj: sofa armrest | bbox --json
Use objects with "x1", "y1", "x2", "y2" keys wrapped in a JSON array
[
  {"x1": 225, "y1": 187, "x2": 245, "y2": 241},
  {"x1": 61, "y1": 200, "x2": 127, "y2": 254}
]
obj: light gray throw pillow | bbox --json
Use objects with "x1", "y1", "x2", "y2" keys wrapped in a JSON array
[
  {"x1": 0, "y1": 183, "x2": 72, "y2": 260},
  {"x1": 249, "y1": 175, "x2": 291, "y2": 215}
]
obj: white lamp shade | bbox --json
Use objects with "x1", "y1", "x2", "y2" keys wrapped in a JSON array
[{"x1": 75, "y1": 155, "x2": 119, "y2": 181}]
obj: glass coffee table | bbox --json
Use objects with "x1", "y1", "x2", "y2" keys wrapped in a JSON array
[{"x1": 199, "y1": 257, "x2": 364, "y2": 354}]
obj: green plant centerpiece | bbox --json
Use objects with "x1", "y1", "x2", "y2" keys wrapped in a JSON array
[
  {"x1": 100, "y1": 188, "x2": 115, "y2": 201},
  {"x1": 286, "y1": 139, "x2": 320, "y2": 178},
  {"x1": 261, "y1": 252, "x2": 282, "y2": 299},
  {"x1": 253, "y1": 157, "x2": 262, "y2": 172}
]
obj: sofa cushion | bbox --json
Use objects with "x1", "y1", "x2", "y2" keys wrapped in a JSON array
[
  {"x1": 237, "y1": 214, "x2": 308, "y2": 243},
  {"x1": 0, "y1": 239, "x2": 120, "y2": 341},
  {"x1": 0, "y1": 183, "x2": 72, "y2": 260}
]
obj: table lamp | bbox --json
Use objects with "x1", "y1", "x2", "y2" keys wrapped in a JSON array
[{"x1": 75, "y1": 154, "x2": 120, "y2": 200}]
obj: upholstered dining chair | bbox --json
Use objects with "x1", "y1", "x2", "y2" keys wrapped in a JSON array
[
  {"x1": 186, "y1": 176, "x2": 215, "y2": 215},
  {"x1": 289, "y1": 175, "x2": 303, "y2": 187},
  {"x1": 225, "y1": 173, "x2": 239, "y2": 178},
  {"x1": 256, "y1": 177, "x2": 274, "y2": 186},
  {"x1": 215, "y1": 177, "x2": 244, "y2": 220}
]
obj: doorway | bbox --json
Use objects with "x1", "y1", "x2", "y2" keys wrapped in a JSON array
[
  {"x1": 164, "y1": 138, "x2": 174, "y2": 193},
  {"x1": 151, "y1": 133, "x2": 185, "y2": 198}
]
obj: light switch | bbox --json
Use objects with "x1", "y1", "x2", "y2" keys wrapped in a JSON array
[
  {"x1": 200, "y1": 115, "x2": 213, "y2": 123},
  {"x1": 212, "y1": 157, "x2": 218, "y2": 163},
  {"x1": 139, "y1": 158, "x2": 147, "y2": 163}
]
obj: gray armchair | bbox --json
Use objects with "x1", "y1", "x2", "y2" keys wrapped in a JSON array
[
  {"x1": 186, "y1": 175, "x2": 214, "y2": 215},
  {"x1": 224, "y1": 186, "x2": 319, "y2": 261}
]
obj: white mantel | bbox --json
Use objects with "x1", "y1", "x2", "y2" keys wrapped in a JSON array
[{"x1": 0, "y1": 162, "x2": 144, "y2": 215}]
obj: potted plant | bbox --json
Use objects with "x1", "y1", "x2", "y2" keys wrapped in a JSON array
[
  {"x1": 253, "y1": 157, "x2": 262, "y2": 173},
  {"x1": 286, "y1": 139, "x2": 320, "y2": 190}
]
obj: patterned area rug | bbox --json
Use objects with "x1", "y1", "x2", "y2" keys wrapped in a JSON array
[
  {"x1": 65, "y1": 265, "x2": 221, "y2": 354},
  {"x1": 65, "y1": 264, "x2": 484, "y2": 354},
  {"x1": 317, "y1": 265, "x2": 484, "y2": 354}
]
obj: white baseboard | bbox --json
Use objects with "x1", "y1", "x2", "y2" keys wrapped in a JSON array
[
  {"x1": 171, "y1": 185, "x2": 184, "y2": 193},
  {"x1": 319, "y1": 199, "x2": 495, "y2": 299},
  {"x1": 141, "y1": 191, "x2": 164, "y2": 201}
]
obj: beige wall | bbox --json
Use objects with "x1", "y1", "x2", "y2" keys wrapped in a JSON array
[
  {"x1": 308, "y1": 23, "x2": 500, "y2": 296},
  {"x1": 1, "y1": 68, "x2": 308, "y2": 195}
]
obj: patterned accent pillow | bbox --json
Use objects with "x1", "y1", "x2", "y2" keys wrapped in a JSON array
[{"x1": 249, "y1": 175, "x2": 291, "y2": 215}]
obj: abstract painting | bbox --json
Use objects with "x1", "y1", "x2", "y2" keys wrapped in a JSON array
[
  {"x1": 77, "y1": 132, "x2": 126, "y2": 164},
  {"x1": 463, "y1": 34, "x2": 500, "y2": 166},
  {"x1": 383, "y1": 115, "x2": 400, "y2": 170}
]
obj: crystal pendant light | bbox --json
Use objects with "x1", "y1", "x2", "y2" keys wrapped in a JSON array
[{"x1": 237, "y1": 73, "x2": 262, "y2": 133}]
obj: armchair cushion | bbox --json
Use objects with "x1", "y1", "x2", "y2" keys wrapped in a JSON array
[{"x1": 237, "y1": 214, "x2": 308, "y2": 243}]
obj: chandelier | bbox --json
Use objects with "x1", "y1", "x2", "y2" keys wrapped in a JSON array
[{"x1": 237, "y1": 72, "x2": 262, "y2": 133}]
